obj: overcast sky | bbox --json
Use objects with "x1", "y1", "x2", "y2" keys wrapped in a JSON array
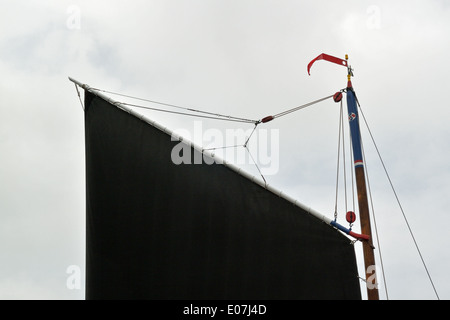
[{"x1": 1, "y1": 0, "x2": 449, "y2": 300}]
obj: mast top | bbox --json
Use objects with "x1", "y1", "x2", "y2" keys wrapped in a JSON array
[{"x1": 346, "y1": 54, "x2": 354, "y2": 88}]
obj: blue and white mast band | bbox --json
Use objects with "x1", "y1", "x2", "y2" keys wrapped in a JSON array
[{"x1": 346, "y1": 88, "x2": 364, "y2": 168}]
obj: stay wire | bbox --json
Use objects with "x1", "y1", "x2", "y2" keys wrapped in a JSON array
[
  {"x1": 334, "y1": 100, "x2": 343, "y2": 221},
  {"x1": 273, "y1": 94, "x2": 334, "y2": 119},
  {"x1": 334, "y1": 99, "x2": 349, "y2": 222},
  {"x1": 245, "y1": 144, "x2": 267, "y2": 186},
  {"x1": 90, "y1": 87, "x2": 335, "y2": 126},
  {"x1": 355, "y1": 95, "x2": 440, "y2": 300},
  {"x1": 358, "y1": 116, "x2": 389, "y2": 300},
  {"x1": 119, "y1": 101, "x2": 256, "y2": 124},
  {"x1": 202, "y1": 144, "x2": 245, "y2": 151},
  {"x1": 90, "y1": 87, "x2": 259, "y2": 124},
  {"x1": 342, "y1": 102, "x2": 348, "y2": 216},
  {"x1": 74, "y1": 83, "x2": 84, "y2": 110},
  {"x1": 244, "y1": 123, "x2": 259, "y2": 147},
  {"x1": 201, "y1": 123, "x2": 265, "y2": 185},
  {"x1": 201, "y1": 124, "x2": 259, "y2": 154}
]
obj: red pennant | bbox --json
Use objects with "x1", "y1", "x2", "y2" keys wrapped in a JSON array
[{"x1": 307, "y1": 53, "x2": 348, "y2": 75}]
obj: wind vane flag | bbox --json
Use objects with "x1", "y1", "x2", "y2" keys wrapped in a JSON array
[{"x1": 307, "y1": 53, "x2": 348, "y2": 75}]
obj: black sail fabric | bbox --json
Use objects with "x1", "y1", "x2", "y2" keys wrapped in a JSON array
[{"x1": 84, "y1": 90, "x2": 361, "y2": 300}]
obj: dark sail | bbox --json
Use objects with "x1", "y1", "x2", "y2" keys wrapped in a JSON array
[{"x1": 83, "y1": 88, "x2": 361, "y2": 300}]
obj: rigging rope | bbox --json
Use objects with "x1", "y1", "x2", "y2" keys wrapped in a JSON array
[
  {"x1": 334, "y1": 100, "x2": 343, "y2": 221},
  {"x1": 271, "y1": 94, "x2": 334, "y2": 119},
  {"x1": 74, "y1": 83, "x2": 84, "y2": 110},
  {"x1": 90, "y1": 87, "x2": 259, "y2": 124},
  {"x1": 118, "y1": 101, "x2": 257, "y2": 124},
  {"x1": 334, "y1": 99, "x2": 350, "y2": 224},
  {"x1": 244, "y1": 123, "x2": 259, "y2": 147},
  {"x1": 341, "y1": 101, "x2": 349, "y2": 217},
  {"x1": 355, "y1": 95, "x2": 440, "y2": 300},
  {"x1": 89, "y1": 86, "x2": 335, "y2": 126},
  {"x1": 202, "y1": 144, "x2": 245, "y2": 151},
  {"x1": 358, "y1": 116, "x2": 389, "y2": 300},
  {"x1": 245, "y1": 144, "x2": 267, "y2": 186}
]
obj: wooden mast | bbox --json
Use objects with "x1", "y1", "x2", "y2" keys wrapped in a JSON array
[
  {"x1": 345, "y1": 55, "x2": 379, "y2": 300},
  {"x1": 307, "y1": 53, "x2": 380, "y2": 299}
]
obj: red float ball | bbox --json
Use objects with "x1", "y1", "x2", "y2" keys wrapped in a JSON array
[
  {"x1": 333, "y1": 91, "x2": 343, "y2": 103},
  {"x1": 346, "y1": 211, "x2": 356, "y2": 224}
]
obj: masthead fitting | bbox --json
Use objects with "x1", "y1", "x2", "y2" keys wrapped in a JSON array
[{"x1": 346, "y1": 54, "x2": 354, "y2": 88}]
